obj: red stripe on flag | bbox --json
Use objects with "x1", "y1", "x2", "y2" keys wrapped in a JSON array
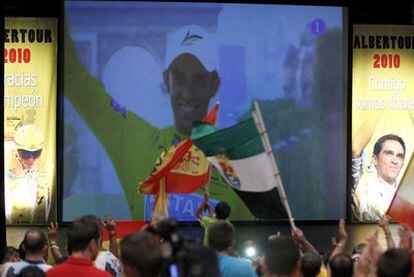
[
  {"x1": 165, "y1": 167, "x2": 211, "y2": 193},
  {"x1": 140, "y1": 103, "x2": 218, "y2": 195},
  {"x1": 139, "y1": 139, "x2": 193, "y2": 194},
  {"x1": 140, "y1": 169, "x2": 210, "y2": 195},
  {"x1": 203, "y1": 102, "x2": 219, "y2": 125},
  {"x1": 146, "y1": 138, "x2": 193, "y2": 183},
  {"x1": 102, "y1": 221, "x2": 146, "y2": 240},
  {"x1": 138, "y1": 103, "x2": 218, "y2": 220},
  {"x1": 387, "y1": 195, "x2": 414, "y2": 231},
  {"x1": 140, "y1": 179, "x2": 161, "y2": 195}
]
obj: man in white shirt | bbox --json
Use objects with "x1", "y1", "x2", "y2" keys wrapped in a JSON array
[
  {"x1": 2, "y1": 229, "x2": 51, "y2": 276},
  {"x1": 353, "y1": 134, "x2": 406, "y2": 221}
]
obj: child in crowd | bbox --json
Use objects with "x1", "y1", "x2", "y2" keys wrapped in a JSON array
[{"x1": 196, "y1": 190, "x2": 231, "y2": 246}]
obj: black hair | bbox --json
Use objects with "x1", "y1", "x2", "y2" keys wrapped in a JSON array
[
  {"x1": 120, "y1": 231, "x2": 162, "y2": 277},
  {"x1": 377, "y1": 249, "x2": 412, "y2": 277},
  {"x1": 214, "y1": 201, "x2": 231, "y2": 220},
  {"x1": 207, "y1": 220, "x2": 234, "y2": 251},
  {"x1": 0, "y1": 246, "x2": 19, "y2": 263},
  {"x1": 181, "y1": 245, "x2": 221, "y2": 277},
  {"x1": 264, "y1": 236, "x2": 300, "y2": 275},
  {"x1": 373, "y1": 134, "x2": 405, "y2": 157},
  {"x1": 67, "y1": 215, "x2": 101, "y2": 252},
  {"x1": 301, "y1": 251, "x2": 321, "y2": 277},
  {"x1": 329, "y1": 253, "x2": 353, "y2": 277}
]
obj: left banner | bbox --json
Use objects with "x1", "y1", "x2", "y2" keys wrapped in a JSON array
[{"x1": 4, "y1": 18, "x2": 57, "y2": 224}]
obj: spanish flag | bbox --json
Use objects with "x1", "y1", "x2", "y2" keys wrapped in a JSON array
[
  {"x1": 138, "y1": 103, "x2": 218, "y2": 218},
  {"x1": 101, "y1": 221, "x2": 146, "y2": 241}
]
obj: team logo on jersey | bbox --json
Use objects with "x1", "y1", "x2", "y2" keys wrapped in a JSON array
[
  {"x1": 110, "y1": 98, "x2": 126, "y2": 118},
  {"x1": 216, "y1": 156, "x2": 241, "y2": 189}
]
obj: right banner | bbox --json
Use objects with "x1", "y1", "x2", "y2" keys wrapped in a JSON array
[{"x1": 352, "y1": 25, "x2": 414, "y2": 222}]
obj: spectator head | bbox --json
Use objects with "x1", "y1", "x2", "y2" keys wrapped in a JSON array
[
  {"x1": 214, "y1": 201, "x2": 231, "y2": 220},
  {"x1": 0, "y1": 246, "x2": 20, "y2": 263},
  {"x1": 181, "y1": 245, "x2": 221, "y2": 277},
  {"x1": 377, "y1": 249, "x2": 411, "y2": 277},
  {"x1": 22, "y1": 229, "x2": 48, "y2": 261},
  {"x1": 262, "y1": 236, "x2": 300, "y2": 277},
  {"x1": 67, "y1": 215, "x2": 102, "y2": 260},
  {"x1": 301, "y1": 251, "x2": 321, "y2": 277},
  {"x1": 120, "y1": 231, "x2": 162, "y2": 277},
  {"x1": 329, "y1": 253, "x2": 353, "y2": 277},
  {"x1": 319, "y1": 251, "x2": 331, "y2": 267},
  {"x1": 18, "y1": 265, "x2": 46, "y2": 277},
  {"x1": 351, "y1": 243, "x2": 366, "y2": 263},
  {"x1": 207, "y1": 220, "x2": 234, "y2": 251}
]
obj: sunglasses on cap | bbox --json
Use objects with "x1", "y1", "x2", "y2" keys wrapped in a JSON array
[{"x1": 17, "y1": 149, "x2": 42, "y2": 159}]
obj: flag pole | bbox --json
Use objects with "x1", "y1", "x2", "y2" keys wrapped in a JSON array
[{"x1": 252, "y1": 101, "x2": 296, "y2": 230}]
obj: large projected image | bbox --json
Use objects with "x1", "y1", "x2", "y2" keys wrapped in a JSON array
[{"x1": 63, "y1": 1, "x2": 346, "y2": 221}]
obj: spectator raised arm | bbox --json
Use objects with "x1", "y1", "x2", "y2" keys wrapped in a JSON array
[
  {"x1": 292, "y1": 227, "x2": 317, "y2": 253},
  {"x1": 378, "y1": 217, "x2": 396, "y2": 249},
  {"x1": 329, "y1": 219, "x2": 348, "y2": 260},
  {"x1": 47, "y1": 222, "x2": 65, "y2": 264},
  {"x1": 196, "y1": 189, "x2": 213, "y2": 221},
  {"x1": 101, "y1": 213, "x2": 119, "y2": 258}
]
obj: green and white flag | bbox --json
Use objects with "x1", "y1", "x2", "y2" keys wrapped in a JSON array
[{"x1": 191, "y1": 115, "x2": 287, "y2": 219}]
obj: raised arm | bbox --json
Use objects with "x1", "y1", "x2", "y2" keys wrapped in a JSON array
[
  {"x1": 196, "y1": 190, "x2": 212, "y2": 221},
  {"x1": 47, "y1": 222, "x2": 65, "y2": 264},
  {"x1": 64, "y1": 20, "x2": 159, "y2": 163},
  {"x1": 64, "y1": 18, "x2": 164, "y2": 220},
  {"x1": 329, "y1": 219, "x2": 348, "y2": 260},
  {"x1": 292, "y1": 227, "x2": 317, "y2": 253},
  {"x1": 101, "y1": 214, "x2": 119, "y2": 258},
  {"x1": 378, "y1": 217, "x2": 396, "y2": 249}
]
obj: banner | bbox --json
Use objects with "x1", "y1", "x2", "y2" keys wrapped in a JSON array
[
  {"x1": 4, "y1": 17, "x2": 57, "y2": 224},
  {"x1": 351, "y1": 25, "x2": 414, "y2": 222}
]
